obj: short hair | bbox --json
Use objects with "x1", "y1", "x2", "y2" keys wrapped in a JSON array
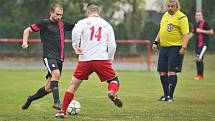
[
  {"x1": 87, "y1": 2, "x2": 99, "y2": 13},
  {"x1": 168, "y1": 0, "x2": 181, "y2": 10},
  {"x1": 196, "y1": 10, "x2": 203, "y2": 14},
  {"x1": 50, "y1": 3, "x2": 63, "y2": 13},
  {"x1": 195, "y1": 10, "x2": 204, "y2": 17}
]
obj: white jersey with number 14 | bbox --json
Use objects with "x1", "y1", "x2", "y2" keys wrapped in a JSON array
[{"x1": 72, "y1": 16, "x2": 116, "y2": 61}]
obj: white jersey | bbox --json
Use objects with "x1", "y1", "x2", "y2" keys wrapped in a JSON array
[{"x1": 72, "y1": 15, "x2": 116, "y2": 61}]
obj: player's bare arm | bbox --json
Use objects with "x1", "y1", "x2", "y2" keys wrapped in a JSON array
[
  {"x1": 187, "y1": 32, "x2": 194, "y2": 40},
  {"x1": 22, "y1": 27, "x2": 33, "y2": 49},
  {"x1": 152, "y1": 34, "x2": 160, "y2": 52},
  {"x1": 196, "y1": 28, "x2": 214, "y2": 35},
  {"x1": 180, "y1": 33, "x2": 189, "y2": 54}
]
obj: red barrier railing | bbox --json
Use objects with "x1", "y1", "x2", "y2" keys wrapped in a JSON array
[{"x1": 0, "y1": 39, "x2": 151, "y2": 70}]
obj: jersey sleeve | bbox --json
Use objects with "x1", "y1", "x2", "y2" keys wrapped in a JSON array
[
  {"x1": 30, "y1": 19, "x2": 46, "y2": 32},
  {"x1": 72, "y1": 20, "x2": 84, "y2": 49},
  {"x1": 180, "y1": 16, "x2": 190, "y2": 35},
  {"x1": 107, "y1": 24, "x2": 116, "y2": 60},
  {"x1": 204, "y1": 21, "x2": 212, "y2": 30},
  {"x1": 63, "y1": 21, "x2": 75, "y2": 31}
]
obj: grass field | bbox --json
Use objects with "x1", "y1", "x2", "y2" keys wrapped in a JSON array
[{"x1": 0, "y1": 53, "x2": 215, "y2": 121}]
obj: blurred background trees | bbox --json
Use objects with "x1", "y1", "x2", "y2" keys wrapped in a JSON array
[{"x1": 0, "y1": 0, "x2": 215, "y2": 52}]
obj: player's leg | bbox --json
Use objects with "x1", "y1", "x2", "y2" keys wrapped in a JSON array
[
  {"x1": 195, "y1": 47, "x2": 202, "y2": 79},
  {"x1": 107, "y1": 77, "x2": 123, "y2": 107},
  {"x1": 44, "y1": 58, "x2": 62, "y2": 110},
  {"x1": 195, "y1": 46, "x2": 206, "y2": 80},
  {"x1": 157, "y1": 47, "x2": 169, "y2": 101},
  {"x1": 56, "y1": 61, "x2": 92, "y2": 118},
  {"x1": 167, "y1": 72, "x2": 177, "y2": 102},
  {"x1": 107, "y1": 77, "x2": 119, "y2": 96},
  {"x1": 167, "y1": 46, "x2": 184, "y2": 102},
  {"x1": 198, "y1": 46, "x2": 207, "y2": 78},
  {"x1": 21, "y1": 72, "x2": 52, "y2": 110},
  {"x1": 93, "y1": 60, "x2": 122, "y2": 107},
  {"x1": 159, "y1": 72, "x2": 168, "y2": 101},
  {"x1": 50, "y1": 69, "x2": 61, "y2": 110},
  {"x1": 56, "y1": 77, "x2": 83, "y2": 118}
]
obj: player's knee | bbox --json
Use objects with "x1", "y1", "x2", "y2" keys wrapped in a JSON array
[
  {"x1": 107, "y1": 76, "x2": 120, "y2": 86},
  {"x1": 51, "y1": 70, "x2": 61, "y2": 80},
  {"x1": 45, "y1": 86, "x2": 51, "y2": 93},
  {"x1": 67, "y1": 77, "x2": 82, "y2": 93}
]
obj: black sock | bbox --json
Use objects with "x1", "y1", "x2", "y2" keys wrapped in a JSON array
[
  {"x1": 29, "y1": 87, "x2": 49, "y2": 101},
  {"x1": 50, "y1": 81, "x2": 60, "y2": 103},
  {"x1": 196, "y1": 61, "x2": 204, "y2": 76},
  {"x1": 168, "y1": 75, "x2": 177, "y2": 98},
  {"x1": 160, "y1": 75, "x2": 169, "y2": 97}
]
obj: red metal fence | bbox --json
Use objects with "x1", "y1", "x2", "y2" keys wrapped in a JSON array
[{"x1": 0, "y1": 39, "x2": 151, "y2": 70}]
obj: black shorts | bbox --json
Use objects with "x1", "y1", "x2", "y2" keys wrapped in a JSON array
[
  {"x1": 195, "y1": 45, "x2": 207, "y2": 61},
  {"x1": 43, "y1": 58, "x2": 63, "y2": 79},
  {"x1": 157, "y1": 46, "x2": 184, "y2": 73}
]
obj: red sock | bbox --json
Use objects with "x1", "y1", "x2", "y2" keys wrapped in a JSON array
[
  {"x1": 61, "y1": 92, "x2": 74, "y2": 113},
  {"x1": 108, "y1": 82, "x2": 119, "y2": 94}
]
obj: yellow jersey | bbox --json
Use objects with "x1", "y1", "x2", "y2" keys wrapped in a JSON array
[{"x1": 159, "y1": 10, "x2": 189, "y2": 47}]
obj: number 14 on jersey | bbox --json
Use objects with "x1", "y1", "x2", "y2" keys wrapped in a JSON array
[{"x1": 90, "y1": 26, "x2": 102, "y2": 41}]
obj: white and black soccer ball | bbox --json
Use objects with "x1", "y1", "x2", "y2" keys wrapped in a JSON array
[{"x1": 67, "y1": 100, "x2": 81, "y2": 115}]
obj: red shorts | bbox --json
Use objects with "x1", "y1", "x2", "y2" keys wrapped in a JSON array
[{"x1": 73, "y1": 60, "x2": 116, "y2": 82}]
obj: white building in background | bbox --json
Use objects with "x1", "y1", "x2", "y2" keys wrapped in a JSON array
[
  {"x1": 145, "y1": 0, "x2": 164, "y2": 22},
  {"x1": 145, "y1": 0, "x2": 167, "y2": 11},
  {"x1": 145, "y1": 0, "x2": 156, "y2": 10},
  {"x1": 111, "y1": 0, "x2": 165, "y2": 25}
]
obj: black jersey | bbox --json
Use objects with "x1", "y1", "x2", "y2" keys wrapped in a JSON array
[
  {"x1": 192, "y1": 20, "x2": 212, "y2": 47},
  {"x1": 30, "y1": 19, "x2": 74, "y2": 61}
]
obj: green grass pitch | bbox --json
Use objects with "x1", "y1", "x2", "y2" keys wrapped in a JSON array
[{"x1": 0, "y1": 54, "x2": 215, "y2": 121}]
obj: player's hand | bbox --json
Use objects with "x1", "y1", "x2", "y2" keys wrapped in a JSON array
[
  {"x1": 22, "y1": 42, "x2": 28, "y2": 49},
  {"x1": 179, "y1": 47, "x2": 186, "y2": 55},
  {"x1": 75, "y1": 48, "x2": 83, "y2": 55},
  {"x1": 196, "y1": 28, "x2": 204, "y2": 33},
  {"x1": 152, "y1": 44, "x2": 158, "y2": 53},
  {"x1": 196, "y1": 55, "x2": 201, "y2": 61}
]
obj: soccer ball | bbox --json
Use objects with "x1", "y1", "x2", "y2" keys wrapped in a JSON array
[{"x1": 67, "y1": 100, "x2": 81, "y2": 115}]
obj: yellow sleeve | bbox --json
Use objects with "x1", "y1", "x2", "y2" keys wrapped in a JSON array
[{"x1": 180, "y1": 16, "x2": 189, "y2": 35}]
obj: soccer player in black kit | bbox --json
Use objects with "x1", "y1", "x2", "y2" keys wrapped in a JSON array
[
  {"x1": 21, "y1": 3, "x2": 74, "y2": 110},
  {"x1": 189, "y1": 11, "x2": 214, "y2": 80}
]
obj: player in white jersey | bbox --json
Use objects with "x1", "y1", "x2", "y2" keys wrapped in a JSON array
[{"x1": 56, "y1": 2, "x2": 123, "y2": 118}]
